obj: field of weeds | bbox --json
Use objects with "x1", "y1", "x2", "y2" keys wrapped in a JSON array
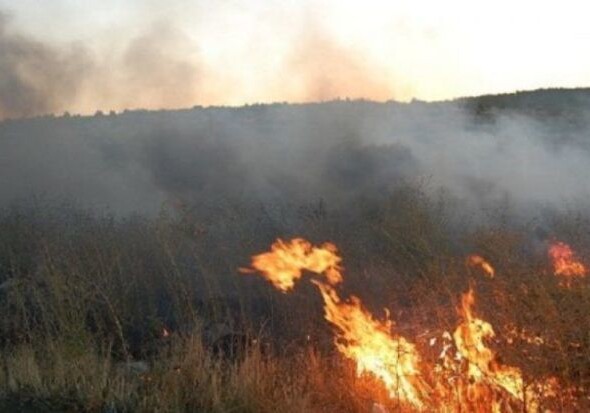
[{"x1": 0, "y1": 190, "x2": 589, "y2": 412}]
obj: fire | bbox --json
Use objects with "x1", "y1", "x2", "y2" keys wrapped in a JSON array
[
  {"x1": 466, "y1": 255, "x2": 495, "y2": 278},
  {"x1": 451, "y1": 287, "x2": 527, "y2": 411},
  {"x1": 503, "y1": 323, "x2": 544, "y2": 346},
  {"x1": 314, "y1": 281, "x2": 429, "y2": 408},
  {"x1": 243, "y1": 238, "x2": 558, "y2": 412},
  {"x1": 245, "y1": 239, "x2": 428, "y2": 408},
  {"x1": 241, "y1": 238, "x2": 342, "y2": 291},
  {"x1": 548, "y1": 241, "x2": 586, "y2": 286}
]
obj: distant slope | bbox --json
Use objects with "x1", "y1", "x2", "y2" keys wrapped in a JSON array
[
  {"x1": 455, "y1": 87, "x2": 590, "y2": 116},
  {"x1": 0, "y1": 88, "x2": 589, "y2": 215}
]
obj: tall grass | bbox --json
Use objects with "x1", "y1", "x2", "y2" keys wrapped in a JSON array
[{"x1": 0, "y1": 190, "x2": 589, "y2": 411}]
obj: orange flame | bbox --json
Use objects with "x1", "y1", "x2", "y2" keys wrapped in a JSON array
[
  {"x1": 503, "y1": 323, "x2": 544, "y2": 346},
  {"x1": 244, "y1": 238, "x2": 559, "y2": 412},
  {"x1": 314, "y1": 281, "x2": 429, "y2": 408},
  {"x1": 548, "y1": 241, "x2": 586, "y2": 286},
  {"x1": 242, "y1": 238, "x2": 342, "y2": 291},
  {"x1": 245, "y1": 238, "x2": 428, "y2": 409},
  {"x1": 466, "y1": 255, "x2": 495, "y2": 278},
  {"x1": 452, "y1": 287, "x2": 528, "y2": 411}
]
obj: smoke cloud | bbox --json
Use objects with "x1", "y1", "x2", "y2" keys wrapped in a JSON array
[
  {"x1": 0, "y1": 12, "x2": 91, "y2": 119},
  {"x1": 275, "y1": 23, "x2": 406, "y2": 102},
  {"x1": 1, "y1": 0, "x2": 590, "y2": 119},
  {"x1": 0, "y1": 6, "x2": 407, "y2": 120},
  {"x1": 1, "y1": 94, "x2": 590, "y2": 219},
  {"x1": 1, "y1": 4, "x2": 590, "y2": 221},
  {"x1": 0, "y1": 12, "x2": 215, "y2": 120}
]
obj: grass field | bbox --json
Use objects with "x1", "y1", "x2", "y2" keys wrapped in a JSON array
[{"x1": 0, "y1": 190, "x2": 589, "y2": 412}]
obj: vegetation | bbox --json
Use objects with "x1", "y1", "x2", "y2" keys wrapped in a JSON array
[
  {"x1": 0, "y1": 190, "x2": 589, "y2": 412},
  {"x1": 1, "y1": 85, "x2": 590, "y2": 412}
]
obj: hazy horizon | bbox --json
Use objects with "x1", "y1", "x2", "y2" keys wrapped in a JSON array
[{"x1": 1, "y1": 1, "x2": 590, "y2": 119}]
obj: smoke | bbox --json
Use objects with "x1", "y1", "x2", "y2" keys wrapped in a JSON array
[
  {"x1": 1, "y1": 0, "x2": 590, "y2": 119},
  {"x1": 363, "y1": 106, "x2": 590, "y2": 213},
  {"x1": 275, "y1": 23, "x2": 404, "y2": 102},
  {"x1": 1, "y1": 4, "x2": 589, "y2": 220},
  {"x1": 1, "y1": 95, "x2": 590, "y2": 219},
  {"x1": 0, "y1": 5, "x2": 406, "y2": 120},
  {"x1": 0, "y1": 12, "x2": 91, "y2": 119},
  {"x1": 94, "y1": 21, "x2": 213, "y2": 113},
  {"x1": 0, "y1": 13, "x2": 212, "y2": 120}
]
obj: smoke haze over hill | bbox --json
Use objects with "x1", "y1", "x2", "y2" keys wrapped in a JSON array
[
  {"x1": 1, "y1": 91, "x2": 589, "y2": 219},
  {"x1": 1, "y1": 1, "x2": 590, "y2": 119}
]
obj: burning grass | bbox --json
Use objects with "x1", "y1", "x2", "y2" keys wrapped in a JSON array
[
  {"x1": 0, "y1": 195, "x2": 589, "y2": 412},
  {"x1": 243, "y1": 238, "x2": 588, "y2": 412}
]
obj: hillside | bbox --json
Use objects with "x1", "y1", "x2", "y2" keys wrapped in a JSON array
[
  {"x1": 0, "y1": 88, "x2": 589, "y2": 411},
  {"x1": 1, "y1": 88, "x2": 589, "y2": 216}
]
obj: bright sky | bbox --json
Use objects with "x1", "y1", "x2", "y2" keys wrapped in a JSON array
[{"x1": 1, "y1": 0, "x2": 590, "y2": 111}]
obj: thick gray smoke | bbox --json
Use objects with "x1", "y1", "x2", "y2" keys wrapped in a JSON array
[
  {"x1": 1, "y1": 92, "x2": 590, "y2": 218},
  {"x1": 0, "y1": 12, "x2": 208, "y2": 120},
  {"x1": 0, "y1": 5, "x2": 406, "y2": 120},
  {"x1": 0, "y1": 13, "x2": 92, "y2": 119}
]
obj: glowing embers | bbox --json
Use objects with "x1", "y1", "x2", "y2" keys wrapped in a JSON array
[
  {"x1": 548, "y1": 241, "x2": 586, "y2": 287},
  {"x1": 466, "y1": 255, "x2": 495, "y2": 278}
]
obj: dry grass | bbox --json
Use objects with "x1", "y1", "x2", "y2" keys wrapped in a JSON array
[
  {"x1": 0, "y1": 194, "x2": 589, "y2": 411},
  {"x1": 0, "y1": 333, "x2": 396, "y2": 412}
]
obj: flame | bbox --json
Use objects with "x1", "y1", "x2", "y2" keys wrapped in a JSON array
[
  {"x1": 451, "y1": 287, "x2": 528, "y2": 411},
  {"x1": 245, "y1": 238, "x2": 428, "y2": 409},
  {"x1": 243, "y1": 239, "x2": 560, "y2": 412},
  {"x1": 242, "y1": 238, "x2": 342, "y2": 291},
  {"x1": 466, "y1": 255, "x2": 495, "y2": 278},
  {"x1": 314, "y1": 281, "x2": 429, "y2": 408},
  {"x1": 548, "y1": 242, "x2": 586, "y2": 287},
  {"x1": 503, "y1": 323, "x2": 544, "y2": 346}
]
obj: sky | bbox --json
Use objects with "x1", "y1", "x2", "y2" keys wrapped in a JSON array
[{"x1": 1, "y1": 0, "x2": 590, "y2": 117}]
